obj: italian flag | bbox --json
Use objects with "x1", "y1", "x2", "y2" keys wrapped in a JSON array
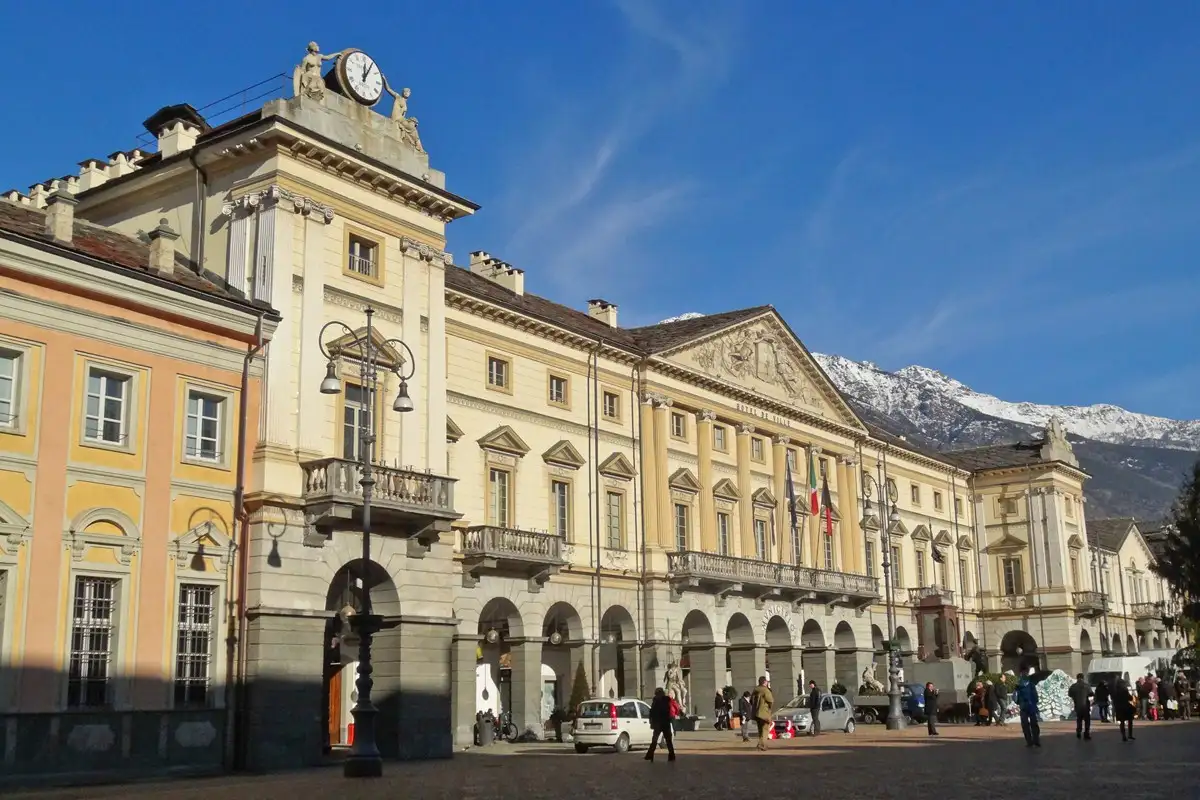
[{"x1": 808, "y1": 448, "x2": 819, "y2": 516}]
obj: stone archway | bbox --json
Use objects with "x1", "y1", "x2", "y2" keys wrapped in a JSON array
[
  {"x1": 872, "y1": 624, "x2": 886, "y2": 655},
  {"x1": 894, "y1": 625, "x2": 913, "y2": 656},
  {"x1": 726, "y1": 613, "x2": 760, "y2": 696},
  {"x1": 680, "y1": 609, "x2": 716, "y2": 716},
  {"x1": 800, "y1": 619, "x2": 832, "y2": 692},
  {"x1": 1111, "y1": 633, "x2": 1124, "y2": 655},
  {"x1": 542, "y1": 602, "x2": 586, "y2": 727},
  {"x1": 476, "y1": 596, "x2": 525, "y2": 726},
  {"x1": 832, "y1": 621, "x2": 859, "y2": 691},
  {"x1": 1126, "y1": 634, "x2": 1138, "y2": 655},
  {"x1": 765, "y1": 615, "x2": 798, "y2": 704},
  {"x1": 599, "y1": 605, "x2": 638, "y2": 699},
  {"x1": 1000, "y1": 630, "x2": 1039, "y2": 673},
  {"x1": 1080, "y1": 629, "x2": 1094, "y2": 658},
  {"x1": 322, "y1": 560, "x2": 402, "y2": 750}
]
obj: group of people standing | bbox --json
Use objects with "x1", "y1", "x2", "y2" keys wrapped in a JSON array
[{"x1": 970, "y1": 678, "x2": 1010, "y2": 726}]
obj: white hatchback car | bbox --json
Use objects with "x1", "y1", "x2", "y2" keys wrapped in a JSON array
[{"x1": 572, "y1": 698, "x2": 655, "y2": 753}]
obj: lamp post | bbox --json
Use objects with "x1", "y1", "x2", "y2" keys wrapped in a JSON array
[
  {"x1": 1094, "y1": 552, "x2": 1111, "y2": 655},
  {"x1": 318, "y1": 306, "x2": 415, "y2": 778},
  {"x1": 861, "y1": 465, "x2": 905, "y2": 730}
]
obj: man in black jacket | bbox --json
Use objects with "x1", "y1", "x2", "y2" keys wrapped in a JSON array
[
  {"x1": 807, "y1": 680, "x2": 822, "y2": 736},
  {"x1": 925, "y1": 682, "x2": 939, "y2": 736},
  {"x1": 1069, "y1": 673, "x2": 1094, "y2": 740},
  {"x1": 645, "y1": 687, "x2": 676, "y2": 762}
]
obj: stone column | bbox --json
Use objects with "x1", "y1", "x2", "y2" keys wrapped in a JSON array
[
  {"x1": 685, "y1": 644, "x2": 725, "y2": 718},
  {"x1": 425, "y1": 246, "x2": 451, "y2": 474},
  {"x1": 259, "y1": 192, "x2": 297, "y2": 449},
  {"x1": 619, "y1": 645, "x2": 640, "y2": 699},
  {"x1": 772, "y1": 435, "x2": 789, "y2": 563},
  {"x1": 801, "y1": 647, "x2": 836, "y2": 693},
  {"x1": 696, "y1": 410, "x2": 717, "y2": 552},
  {"x1": 640, "y1": 396, "x2": 660, "y2": 548},
  {"x1": 297, "y1": 210, "x2": 332, "y2": 454},
  {"x1": 1041, "y1": 488, "x2": 1067, "y2": 587},
  {"x1": 508, "y1": 639, "x2": 544, "y2": 740},
  {"x1": 398, "y1": 239, "x2": 426, "y2": 470},
  {"x1": 735, "y1": 423, "x2": 756, "y2": 558},
  {"x1": 653, "y1": 396, "x2": 673, "y2": 548},
  {"x1": 221, "y1": 198, "x2": 251, "y2": 294},
  {"x1": 837, "y1": 457, "x2": 861, "y2": 574},
  {"x1": 767, "y1": 647, "x2": 801, "y2": 706},
  {"x1": 450, "y1": 635, "x2": 479, "y2": 750},
  {"x1": 729, "y1": 644, "x2": 766, "y2": 696},
  {"x1": 972, "y1": 494, "x2": 991, "y2": 594},
  {"x1": 371, "y1": 623, "x2": 404, "y2": 759}
]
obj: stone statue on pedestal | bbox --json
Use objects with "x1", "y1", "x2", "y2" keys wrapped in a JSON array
[
  {"x1": 663, "y1": 661, "x2": 687, "y2": 714},
  {"x1": 293, "y1": 42, "x2": 341, "y2": 100},
  {"x1": 384, "y1": 80, "x2": 425, "y2": 153},
  {"x1": 860, "y1": 662, "x2": 885, "y2": 694}
]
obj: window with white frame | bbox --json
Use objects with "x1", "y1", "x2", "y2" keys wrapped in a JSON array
[
  {"x1": 487, "y1": 356, "x2": 509, "y2": 390},
  {"x1": 548, "y1": 374, "x2": 568, "y2": 406},
  {"x1": 791, "y1": 525, "x2": 802, "y2": 564},
  {"x1": 1070, "y1": 553, "x2": 1080, "y2": 589},
  {"x1": 0, "y1": 349, "x2": 19, "y2": 428},
  {"x1": 551, "y1": 480, "x2": 570, "y2": 539},
  {"x1": 915, "y1": 550, "x2": 926, "y2": 587},
  {"x1": 67, "y1": 576, "x2": 119, "y2": 708},
  {"x1": 933, "y1": 491, "x2": 943, "y2": 511},
  {"x1": 959, "y1": 557, "x2": 970, "y2": 596},
  {"x1": 713, "y1": 425, "x2": 727, "y2": 451},
  {"x1": 865, "y1": 540, "x2": 876, "y2": 577},
  {"x1": 671, "y1": 412, "x2": 686, "y2": 439},
  {"x1": 823, "y1": 533, "x2": 834, "y2": 571},
  {"x1": 754, "y1": 518, "x2": 767, "y2": 560},
  {"x1": 751, "y1": 437, "x2": 764, "y2": 462},
  {"x1": 84, "y1": 368, "x2": 130, "y2": 445},
  {"x1": 347, "y1": 234, "x2": 378, "y2": 278},
  {"x1": 717, "y1": 512, "x2": 731, "y2": 555},
  {"x1": 488, "y1": 468, "x2": 511, "y2": 527},
  {"x1": 674, "y1": 503, "x2": 689, "y2": 551},
  {"x1": 605, "y1": 491, "x2": 624, "y2": 549},
  {"x1": 342, "y1": 384, "x2": 374, "y2": 462},
  {"x1": 1002, "y1": 557, "x2": 1023, "y2": 596},
  {"x1": 602, "y1": 391, "x2": 620, "y2": 421},
  {"x1": 890, "y1": 545, "x2": 902, "y2": 587},
  {"x1": 185, "y1": 390, "x2": 224, "y2": 462},
  {"x1": 174, "y1": 583, "x2": 216, "y2": 708}
]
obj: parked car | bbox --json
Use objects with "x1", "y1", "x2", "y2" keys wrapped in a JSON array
[
  {"x1": 772, "y1": 692, "x2": 856, "y2": 737},
  {"x1": 572, "y1": 698, "x2": 654, "y2": 753}
]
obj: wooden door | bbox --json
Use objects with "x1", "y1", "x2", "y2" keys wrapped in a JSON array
[{"x1": 328, "y1": 668, "x2": 343, "y2": 745}]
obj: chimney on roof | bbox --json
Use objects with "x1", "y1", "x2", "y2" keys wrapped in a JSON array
[
  {"x1": 147, "y1": 218, "x2": 179, "y2": 276},
  {"x1": 468, "y1": 250, "x2": 525, "y2": 295},
  {"x1": 587, "y1": 299, "x2": 618, "y2": 328},
  {"x1": 143, "y1": 104, "x2": 209, "y2": 159},
  {"x1": 44, "y1": 190, "x2": 78, "y2": 244},
  {"x1": 77, "y1": 159, "x2": 109, "y2": 192}
]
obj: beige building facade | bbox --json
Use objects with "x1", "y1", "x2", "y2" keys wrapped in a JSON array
[{"x1": 1, "y1": 44, "x2": 1185, "y2": 772}]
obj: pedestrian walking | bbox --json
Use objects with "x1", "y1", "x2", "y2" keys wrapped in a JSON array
[
  {"x1": 996, "y1": 678, "x2": 1010, "y2": 725},
  {"x1": 985, "y1": 680, "x2": 1000, "y2": 726},
  {"x1": 1069, "y1": 673, "x2": 1093, "y2": 740},
  {"x1": 1095, "y1": 679, "x2": 1110, "y2": 723},
  {"x1": 807, "y1": 680, "x2": 822, "y2": 736},
  {"x1": 644, "y1": 687, "x2": 676, "y2": 762},
  {"x1": 925, "y1": 682, "x2": 940, "y2": 736},
  {"x1": 1136, "y1": 677, "x2": 1150, "y2": 721},
  {"x1": 1175, "y1": 673, "x2": 1192, "y2": 720},
  {"x1": 749, "y1": 677, "x2": 774, "y2": 751},
  {"x1": 1014, "y1": 667, "x2": 1041, "y2": 748},
  {"x1": 1113, "y1": 678, "x2": 1136, "y2": 741},
  {"x1": 739, "y1": 691, "x2": 753, "y2": 743},
  {"x1": 1159, "y1": 675, "x2": 1175, "y2": 720}
]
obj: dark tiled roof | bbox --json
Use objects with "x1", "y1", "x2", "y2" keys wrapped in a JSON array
[
  {"x1": 0, "y1": 201, "x2": 269, "y2": 313},
  {"x1": 626, "y1": 306, "x2": 772, "y2": 353},
  {"x1": 1086, "y1": 517, "x2": 1136, "y2": 552},
  {"x1": 937, "y1": 440, "x2": 1048, "y2": 472}
]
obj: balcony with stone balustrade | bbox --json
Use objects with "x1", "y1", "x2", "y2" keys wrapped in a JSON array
[
  {"x1": 1072, "y1": 590, "x2": 1109, "y2": 617},
  {"x1": 459, "y1": 525, "x2": 567, "y2": 593},
  {"x1": 666, "y1": 550, "x2": 880, "y2": 609},
  {"x1": 299, "y1": 457, "x2": 459, "y2": 554},
  {"x1": 1131, "y1": 601, "x2": 1166, "y2": 633}
]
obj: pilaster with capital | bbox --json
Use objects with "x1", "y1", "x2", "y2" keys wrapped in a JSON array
[
  {"x1": 696, "y1": 410, "x2": 717, "y2": 552},
  {"x1": 971, "y1": 493, "x2": 991, "y2": 594},
  {"x1": 297, "y1": 209, "x2": 334, "y2": 454},
  {"x1": 400, "y1": 238, "x2": 454, "y2": 474},
  {"x1": 397, "y1": 238, "x2": 435, "y2": 471},
  {"x1": 836, "y1": 456, "x2": 862, "y2": 574},
  {"x1": 651, "y1": 395, "x2": 673, "y2": 549},
  {"x1": 261, "y1": 191, "x2": 297, "y2": 449},
  {"x1": 771, "y1": 434, "x2": 789, "y2": 563},
  {"x1": 735, "y1": 423, "x2": 756, "y2": 559},
  {"x1": 639, "y1": 395, "x2": 660, "y2": 549}
]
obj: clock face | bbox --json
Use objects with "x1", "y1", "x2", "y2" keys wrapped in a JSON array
[{"x1": 342, "y1": 50, "x2": 383, "y2": 105}]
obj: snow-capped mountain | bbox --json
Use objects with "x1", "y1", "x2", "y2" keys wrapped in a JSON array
[{"x1": 814, "y1": 354, "x2": 1200, "y2": 451}]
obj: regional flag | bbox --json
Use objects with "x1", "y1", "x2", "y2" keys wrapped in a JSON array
[
  {"x1": 807, "y1": 448, "x2": 819, "y2": 516},
  {"x1": 821, "y1": 474, "x2": 834, "y2": 537},
  {"x1": 785, "y1": 457, "x2": 799, "y2": 539}
]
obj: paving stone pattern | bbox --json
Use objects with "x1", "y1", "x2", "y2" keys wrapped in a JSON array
[{"x1": 9, "y1": 721, "x2": 1198, "y2": 800}]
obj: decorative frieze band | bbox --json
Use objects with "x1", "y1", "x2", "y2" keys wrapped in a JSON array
[
  {"x1": 400, "y1": 236, "x2": 453, "y2": 265},
  {"x1": 221, "y1": 184, "x2": 335, "y2": 223}
]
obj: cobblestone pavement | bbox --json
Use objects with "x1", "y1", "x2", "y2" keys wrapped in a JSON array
[{"x1": 8, "y1": 721, "x2": 1198, "y2": 800}]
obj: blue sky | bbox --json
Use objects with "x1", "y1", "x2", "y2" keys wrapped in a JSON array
[{"x1": 4, "y1": 1, "x2": 1200, "y2": 419}]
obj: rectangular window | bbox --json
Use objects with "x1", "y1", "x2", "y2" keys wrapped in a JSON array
[
  {"x1": 487, "y1": 356, "x2": 509, "y2": 390},
  {"x1": 605, "y1": 491, "x2": 624, "y2": 549},
  {"x1": 602, "y1": 391, "x2": 620, "y2": 421},
  {"x1": 865, "y1": 540, "x2": 876, "y2": 577},
  {"x1": 1002, "y1": 557, "x2": 1023, "y2": 596},
  {"x1": 910, "y1": 484, "x2": 920, "y2": 505},
  {"x1": 933, "y1": 491, "x2": 943, "y2": 511},
  {"x1": 671, "y1": 412, "x2": 686, "y2": 439},
  {"x1": 67, "y1": 576, "x2": 118, "y2": 708},
  {"x1": 999, "y1": 498, "x2": 1018, "y2": 516},
  {"x1": 717, "y1": 512, "x2": 731, "y2": 555},
  {"x1": 347, "y1": 234, "x2": 377, "y2": 278},
  {"x1": 84, "y1": 368, "x2": 129, "y2": 444},
  {"x1": 939, "y1": 560, "x2": 949, "y2": 588},
  {"x1": 786, "y1": 449, "x2": 797, "y2": 470},
  {"x1": 823, "y1": 534, "x2": 834, "y2": 571},
  {"x1": 548, "y1": 374, "x2": 568, "y2": 406},
  {"x1": 959, "y1": 557, "x2": 970, "y2": 596},
  {"x1": 1065, "y1": 497, "x2": 1075, "y2": 518},
  {"x1": 792, "y1": 525, "x2": 802, "y2": 564},
  {"x1": 915, "y1": 550, "x2": 926, "y2": 587},
  {"x1": 754, "y1": 518, "x2": 767, "y2": 560},
  {"x1": 890, "y1": 545, "x2": 902, "y2": 587},
  {"x1": 819, "y1": 458, "x2": 828, "y2": 479},
  {"x1": 1070, "y1": 554, "x2": 1080, "y2": 588},
  {"x1": 342, "y1": 384, "x2": 374, "y2": 462},
  {"x1": 488, "y1": 468, "x2": 511, "y2": 527},
  {"x1": 174, "y1": 583, "x2": 215, "y2": 708},
  {"x1": 713, "y1": 426, "x2": 727, "y2": 451},
  {"x1": 551, "y1": 480, "x2": 570, "y2": 539},
  {"x1": 0, "y1": 350, "x2": 18, "y2": 428},
  {"x1": 954, "y1": 497, "x2": 963, "y2": 516},
  {"x1": 751, "y1": 437, "x2": 764, "y2": 462},
  {"x1": 674, "y1": 503, "x2": 689, "y2": 551},
  {"x1": 886, "y1": 478, "x2": 898, "y2": 500},
  {"x1": 185, "y1": 390, "x2": 224, "y2": 462}
]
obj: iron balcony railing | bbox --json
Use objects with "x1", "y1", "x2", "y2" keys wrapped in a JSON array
[
  {"x1": 667, "y1": 550, "x2": 879, "y2": 599},
  {"x1": 461, "y1": 525, "x2": 565, "y2": 565},
  {"x1": 300, "y1": 457, "x2": 455, "y2": 515}
]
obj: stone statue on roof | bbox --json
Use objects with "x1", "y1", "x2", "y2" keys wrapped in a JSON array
[
  {"x1": 294, "y1": 42, "x2": 341, "y2": 100},
  {"x1": 385, "y1": 80, "x2": 425, "y2": 153}
]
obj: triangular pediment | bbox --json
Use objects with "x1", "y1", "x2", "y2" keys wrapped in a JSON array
[
  {"x1": 543, "y1": 440, "x2": 586, "y2": 469},
  {"x1": 326, "y1": 326, "x2": 408, "y2": 371},
  {"x1": 860, "y1": 513, "x2": 880, "y2": 532},
  {"x1": 713, "y1": 478, "x2": 741, "y2": 500},
  {"x1": 478, "y1": 425, "x2": 530, "y2": 457},
  {"x1": 1067, "y1": 534, "x2": 1084, "y2": 550},
  {"x1": 446, "y1": 417, "x2": 464, "y2": 443},
  {"x1": 887, "y1": 518, "x2": 909, "y2": 537},
  {"x1": 956, "y1": 533, "x2": 974, "y2": 550},
  {"x1": 985, "y1": 532, "x2": 1027, "y2": 553},
  {"x1": 934, "y1": 529, "x2": 954, "y2": 547},
  {"x1": 752, "y1": 487, "x2": 777, "y2": 507},
  {"x1": 598, "y1": 453, "x2": 636, "y2": 480},
  {"x1": 171, "y1": 518, "x2": 234, "y2": 570},
  {"x1": 653, "y1": 312, "x2": 864, "y2": 430},
  {"x1": 668, "y1": 467, "x2": 702, "y2": 492},
  {"x1": 820, "y1": 502, "x2": 841, "y2": 522},
  {"x1": 912, "y1": 524, "x2": 932, "y2": 542},
  {"x1": 1126, "y1": 526, "x2": 1157, "y2": 567}
]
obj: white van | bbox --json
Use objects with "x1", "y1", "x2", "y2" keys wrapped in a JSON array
[{"x1": 1086, "y1": 655, "x2": 1154, "y2": 688}]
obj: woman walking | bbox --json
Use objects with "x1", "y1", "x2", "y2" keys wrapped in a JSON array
[{"x1": 1113, "y1": 678, "x2": 1136, "y2": 742}]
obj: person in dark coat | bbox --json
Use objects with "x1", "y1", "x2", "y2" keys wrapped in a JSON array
[
  {"x1": 739, "y1": 691, "x2": 753, "y2": 743},
  {"x1": 1175, "y1": 673, "x2": 1192, "y2": 720},
  {"x1": 1014, "y1": 668, "x2": 1041, "y2": 747},
  {"x1": 1113, "y1": 678, "x2": 1136, "y2": 742},
  {"x1": 985, "y1": 680, "x2": 1001, "y2": 726},
  {"x1": 1094, "y1": 679, "x2": 1110, "y2": 723},
  {"x1": 1068, "y1": 673, "x2": 1094, "y2": 740},
  {"x1": 645, "y1": 687, "x2": 676, "y2": 761},
  {"x1": 1158, "y1": 675, "x2": 1174, "y2": 720},
  {"x1": 996, "y1": 679, "x2": 1010, "y2": 725},
  {"x1": 807, "y1": 680, "x2": 822, "y2": 736},
  {"x1": 924, "y1": 682, "x2": 940, "y2": 736}
]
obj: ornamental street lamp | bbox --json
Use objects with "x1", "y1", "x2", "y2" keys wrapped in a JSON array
[
  {"x1": 317, "y1": 306, "x2": 415, "y2": 778},
  {"x1": 861, "y1": 465, "x2": 906, "y2": 730}
]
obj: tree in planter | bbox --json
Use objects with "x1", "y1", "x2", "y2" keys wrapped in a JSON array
[
  {"x1": 567, "y1": 661, "x2": 590, "y2": 718},
  {"x1": 1153, "y1": 458, "x2": 1200, "y2": 631}
]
